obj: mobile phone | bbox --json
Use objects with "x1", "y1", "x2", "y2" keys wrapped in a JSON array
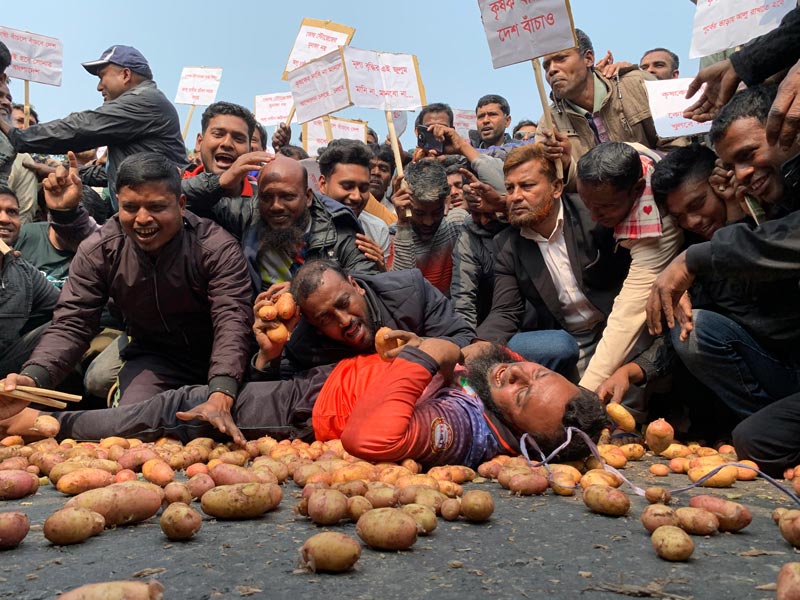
[{"x1": 416, "y1": 125, "x2": 444, "y2": 153}]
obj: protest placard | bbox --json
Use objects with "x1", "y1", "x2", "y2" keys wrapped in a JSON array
[
  {"x1": 174, "y1": 67, "x2": 223, "y2": 106},
  {"x1": 391, "y1": 110, "x2": 408, "y2": 138},
  {"x1": 0, "y1": 26, "x2": 62, "y2": 86},
  {"x1": 477, "y1": 0, "x2": 576, "y2": 69},
  {"x1": 302, "y1": 116, "x2": 367, "y2": 157},
  {"x1": 645, "y1": 78, "x2": 713, "y2": 138},
  {"x1": 690, "y1": 0, "x2": 793, "y2": 59},
  {"x1": 453, "y1": 108, "x2": 477, "y2": 140},
  {"x1": 254, "y1": 93, "x2": 298, "y2": 126},
  {"x1": 283, "y1": 18, "x2": 355, "y2": 80},
  {"x1": 342, "y1": 47, "x2": 426, "y2": 111},
  {"x1": 288, "y1": 49, "x2": 352, "y2": 124}
]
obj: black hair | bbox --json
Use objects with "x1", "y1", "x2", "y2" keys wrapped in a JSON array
[
  {"x1": 577, "y1": 141, "x2": 642, "y2": 191},
  {"x1": 405, "y1": 159, "x2": 449, "y2": 204},
  {"x1": 0, "y1": 183, "x2": 19, "y2": 206},
  {"x1": 253, "y1": 122, "x2": 268, "y2": 150},
  {"x1": 11, "y1": 103, "x2": 39, "y2": 124},
  {"x1": 277, "y1": 145, "x2": 309, "y2": 160},
  {"x1": 367, "y1": 127, "x2": 378, "y2": 142},
  {"x1": 709, "y1": 84, "x2": 778, "y2": 145},
  {"x1": 536, "y1": 387, "x2": 609, "y2": 461},
  {"x1": 116, "y1": 152, "x2": 182, "y2": 199},
  {"x1": 415, "y1": 103, "x2": 454, "y2": 129},
  {"x1": 651, "y1": 145, "x2": 718, "y2": 205},
  {"x1": 640, "y1": 47, "x2": 680, "y2": 71},
  {"x1": 290, "y1": 259, "x2": 349, "y2": 303},
  {"x1": 512, "y1": 119, "x2": 537, "y2": 136},
  {"x1": 200, "y1": 101, "x2": 257, "y2": 138},
  {"x1": 0, "y1": 41, "x2": 10, "y2": 74},
  {"x1": 575, "y1": 28, "x2": 593, "y2": 56},
  {"x1": 369, "y1": 143, "x2": 396, "y2": 171},
  {"x1": 317, "y1": 139, "x2": 373, "y2": 178},
  {"x1": 476, "y1": 94, "x2": 510, "y2": 116}
]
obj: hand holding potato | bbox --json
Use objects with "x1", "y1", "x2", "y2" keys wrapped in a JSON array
[
  {"x1": 176, "y1": 392, "x2": 245, "y2": 447},
  {"x1": 375, "y1": 327, "x2": 420, "y2": 361},
  {"x1": 253, "y1": 291, "x2": 300, "y2": 369}
]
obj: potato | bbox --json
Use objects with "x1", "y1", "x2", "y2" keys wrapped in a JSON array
[
  {"x1": 507, "y1": 472, "x2": 549, "y2": 496},
  {"x1": 668, "y1": 457, "x2": 689, "y2": 474},
  {"x1": 258, "y1": 303, "x2": 278, "y2": 321},
  {"x1": 187, "y1": 473, "x2": 215, "y2": 500},
  {"x1": 163, "y1": 482, "x2": 192, "y2": 505},
  {"x1": 365, "y1": 486, "x2": 398, "y2": 508},
  {"x1": 649, "y1": 464, "x2": 670, "y2": 477},
  {"x1": 56, "y1": 468, "x2": 114, "y2": 496},
  {"x1": 141, "y1": 458, "x2": 175, "y2": 487},
  {"x1": 65, "y1": 482, "x2": 162, "y2": 527},
  {"x1": 0, "y1": 456, "x2": 28, "y2": 471},
  {"x1": 440, "y1": 498, "x2": 461, "y2": 521},
  {"x1": 44, "y1": 507, "x2": 104, "y2": 545},
  {"x1": 117, "y1": 447, "x2": 159, "y2": 471},
  {"x1": 0, "y1": 469, "x2": 39, "y2": 499},
  {"x1": 307, "y1": 489, "x2": 349, "y2": 525},
  {"x1": 600, "y1": 447, "x2": 628, "y2": 469},
  {"x1": 0, "y1": 511, "x2": 30, "y2": 549},
  {"x1": 201, "y1": 483, "x2": 281, "y2": 519},
  {"x1": 549, "y1": 472, "x2": 577, "y2": 496},
  {"x1": 209, "y1": 463, "x2": 259, "y2": 486},
  {"x1": 641, "y1": 504, "x2": 678, "y2": 533},
  {"x1": 299, "y1": 532, "x2": 361, "y2": 573},
  {"x1": 645, "y1": 419, "x2": 674, "y2": 454},
  {"x1": 651, "y1": 525, "x2": 694, "y2": 561},
  {"x1": 688, "y1": 495, "x2": 752, "y2": 532},
  {"x1": 775, "y1": 507, "x2": 790, "y2": 525},
  {"x1": 32, "y1": 415, "x2": 60, "y2": 438},
  {"x1": 266, "y1": 322, "x2": 289, "y2": 344},
  {"x1": 606, "y1": 403, "x2": 636, "y2": 432},
  {"x1": 460, "y1": 490, "x2": 494, "y2": 522},
  {"x1": 402, "y1": 503, "x2": 438, "y2": 535},
  {"x1": 736, "y1": 459, "x2": 759, "y2": 481},
  {"x1": 114, "y1": 469, "x2": 137, "y2": 483},
  {"x1": 777, "y1": 562, "x2": 800, "y2": 600},
  {"x1": 374, "y1": 326, "x2": 405, "y2": 360},
  {"x1": 347, "y1": 496, "x2": 373, "y2": 522},
  {"x1": 57, "y1": 580, "x2": 164, "y2": 600},
  {"x1": 356, "y1": 507, "x2": 418, "y2": 550},
  {"x1": 660, "y1": 443, "x2": 692, "y2": 459},
  {"x1": 580, "y1": 469, "x2": 622, "y2": 489},
  {"x1": 687, "y1": 465, "x2": 738, "y2": 488},
  {"x1": 275, "y1": 292, "x2": 297, "y2": 320},
  {"x1": 675, "y1": 507, "x2": 719, "y2": 536},
  {"x1": 780, "y1": 511, "x2": 800, "y2": 547},
  {"x1": 160, "y1": 502, "x2": 202, "y2": 541},
  {"x1": 644, "y1": 487, "x2": 671, "y2": 504},
  {"x1": 582, "y1": 484, "x2": 630, "y2": 517}
]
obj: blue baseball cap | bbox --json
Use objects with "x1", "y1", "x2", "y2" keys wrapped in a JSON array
[{"x1": 82, "y1": 45, "x2": 153, "y2": 80}]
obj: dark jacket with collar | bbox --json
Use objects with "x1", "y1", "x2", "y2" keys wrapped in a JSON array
[
  {"x1": 0, "y1": 254, "x2": 59, "y2": 350},
  {"x1": 476, "y1": 194, "x2": 631, "y2": 343}
]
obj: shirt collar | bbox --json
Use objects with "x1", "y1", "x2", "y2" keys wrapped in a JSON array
[
  {"x1": 563, "y1": 72, "x2": 609, "y2": 116},
  {"x1": 520, "y1": 197, "x2": 564, "y2": 243}
]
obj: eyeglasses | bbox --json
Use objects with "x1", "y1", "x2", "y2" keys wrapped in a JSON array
[{"x1": 513, "y1": 131, "x2": 536, "y2": 140}]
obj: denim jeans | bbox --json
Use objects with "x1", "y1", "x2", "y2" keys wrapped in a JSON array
[
  {"x1": 671, "y1": 309, "x2": 800, "y2": 419},
  {"x1": 506, "y1": 329, "x2": 580, "y2": 378}
]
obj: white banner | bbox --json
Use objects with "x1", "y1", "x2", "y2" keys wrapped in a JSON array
[
  {"x1": 287, "y1": 49, "x2": 351, "y2": 123},
  {"x1": 0, "y1": 26, "x2": 62, "y2": 86},
  {"x1": 303, "y1": 116, "x2": 367, "y2": 157},
  {"x1": 690, "y1": 0, "x2": 794, "y2": 59},
  {"x1": 283, "y1": 18, "x2": 355, "y2": 79},
  {"x1": 391, "y1": 110, "x2": 408, "y2": 138},
  {"x1": 254, "y1": 92, "x2": 297, "y2": 126},
  {"x1": 477, "y1": 0, "x2": 576, "y2": 69},
  {"x1": 174, "y1": 67, "x2": 222, "y2": 106},
  {"x1": 645, "y1": 78, "x2": 713, "y2": 138},
  {"x1": 452, "y1": 108, "x2": 477, "y2": 139},
  {"x1": 343, "y1": 47, "x2": 427, "y2": 111}
]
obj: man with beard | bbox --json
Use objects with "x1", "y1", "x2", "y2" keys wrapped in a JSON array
[
  {"x1": 473, "y1": 144, "x2": 630, "y2": 379},
  {"x1": 0, "y1": 338, "x2": 607, "y2": 469}
]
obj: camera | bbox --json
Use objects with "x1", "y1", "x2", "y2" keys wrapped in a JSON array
[{"x1": 416, "y1": 125, "x2": 444, "y2": 153}]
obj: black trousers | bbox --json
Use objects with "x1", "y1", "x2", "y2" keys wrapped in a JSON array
[{"x1": 732, "y1": 392, "x2": 800, "y2": 477}]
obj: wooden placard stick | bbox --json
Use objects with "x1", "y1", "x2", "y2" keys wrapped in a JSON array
[
  {"x1": 322, "y1": 115, "x2": 334, "y2": 142},
  {"x1": 181, "y1": 104, "x2": 196, "y2": 141},
  {"x1": 0, "y1": 237, "x2": 11, "y2": 256},
  {"x1": 285, "y1": 105, "x2": 296, "y2": 128},
  {"x1": 385, "y1": 110, "x2": 410, "y2": 218},
  {"x1": 0, "y1": 389, "x2": 66, "y2": 410},
  {"x1": 532, "y1": 58, "x2": 564, "y2": 180},
  {"x1": 16, "y1": 386, "x2": 81, "y2": 403},
  {"x1": 23, "y1": 80, "x2": 30, "y2": 128}
]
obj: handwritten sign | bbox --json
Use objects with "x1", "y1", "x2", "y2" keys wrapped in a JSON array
[
  {"x1": 283, "y1": 18, "x2": 355, "y2": 80},
  {"x1": 174, "y1": 67, "x2": 222, "y2": 106},
  {"x1": 288, "y1": 49, "x2": 352, "y2": 123},
  {"x1": 690, "y1": 0, "x2": 793, "y2": 58},
  {"x1": 645, "y1": 78, "x2": 713, "y2": 138},
  {"x1": 478, "y1": 0, "x2": 576, "y2": 69},
  {"x1": 254, "y1": 92, "x2": 298, "y2": 126},
  {"x1": 453, "y1": 108, "x2": 477, "y2": 139},
  {"x1": 302, "y1": 116, "x2": 367, "y2": 157},
  {"x1": 343, "y1": 47, "x2": 427, "y2": 111},
  {"x1": 0, "y1": 26, "x2": 62, "y2": 86}
]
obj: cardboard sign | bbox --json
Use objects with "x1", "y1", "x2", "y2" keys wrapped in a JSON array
[
  {"x1": 391, "y1": 110, "x2": 408, "y2": 138},
  {"x1": 287, "y1": 49, "x2": 352, "y2": 123},
  {"x1": 690, "y1": 0, "x2": 794, "y2": 59},
  {"x1": 0, "y1": 26, "x2": 62, "y2": 86},
  {"x1": 645, "y1": 78, "x2": 713, "y2": 138},
  {"x1": 174, "y1": 67, "x2": 223, "y2": 106},
  {"x1": 283, "y1": 18, "x2": 355, "y2": 80},
  {"x1": 343, "y1": 47, "x2": 427, "y2": 111},
  {"x1": 254, "y1": 92, "x2": 298, "y2": 126},
  {"x1": 302, "y1": 116, "x2": 367, "y2": 157},
  {"x1": 478, "y1": 0, "x2": 576, "y2": 69},
  {"x1": 453, "y1": 108, "x2": 477, "y2": 139}
]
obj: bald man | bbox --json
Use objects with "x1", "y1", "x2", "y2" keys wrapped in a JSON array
[{"x1": 186, "y1": 156, "x2": 379, "y2": 295}]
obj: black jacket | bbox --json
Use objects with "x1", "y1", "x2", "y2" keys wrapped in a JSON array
[{"x1": 731, "y1": 7, "x2": 800, "y2": 86}]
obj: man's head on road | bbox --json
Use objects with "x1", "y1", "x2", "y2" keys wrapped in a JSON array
[
  {"x1": 467, "y1": 344, "x2": 607, "y2": 460},
  {"x1": 415, "y1": 102, "x2": 455, "y2": 136},
  {"x1": 577, "y1": 142, "x2": 645, "y2": 228},
  {"x1": 711, "y1": 85, "x2": 792, "y2": 206},
  {"x1": 0, "y1": 186, "x2": 21, "y2": 247},
  {"x1": 369, "y1": 144, "x2": 395, "y2": 201},
  {"x1": 0, "y1": 81, "x2": 12, "y2": 124},
  {"x1": 291, "y1": 260, "x2": 375, "y2": 350},
  {"x1": 543, "y1": 29, "x2": 594, "y2": 103},
  {"x1": 82, "y1": 45, "x2": 153, "y2": 102},
  {"x1": 197, "y1": 102, "x2": 257, "y2": 175},
  {"x1": 318, "y1": 140, "x2": 373, "y2": 217},
  {"x1": 652, "y1": 145, "x2": 726, "y2": 240},
  {"x1": 11, "y1": 104, "x2": 38, "y2": 129},
  {"x1": 503, "y1": 144, "x2": 562, "y2": 230},
  {"x1": 475, "y1": 94, "x2": 511, "y2": 147},
  {"x1": 639, "y1": 48, "x2": 680, "y2": 80},
  {"x1": 257, "y1": 156, "x2": 313, "y2": 252},
  {"x1": 405, "y1": 159, "x2": 449, "y2": 241},
  {"x1": 513, "y1": 119, "x2": 537, "y2": 141},
  {"x1": 252, "y1": 122, "x2": 268, "y2": 152},
  {"x1": 116, "y1": 153, "x2": 185, "y2": 256}
]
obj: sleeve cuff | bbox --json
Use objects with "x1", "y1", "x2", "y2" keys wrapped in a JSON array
[
  {"x1": 20, "y1": 364, "x2": 53, "y2": 390},
  {"x1": 48, "y1": 206, "x2": 83, "y2": 223},
  {"x1": 397, "y1": 345, "x2": 439, "y2": 376},
  {"x1": 685, "y1": 242, "x2": 712, "y2": 275},
  {"x1": 248, "y1": 354, "x2": 280, "y2": 382},
  {"x1": 208, "y1": 375, "x2": 239, "y2": 399}
]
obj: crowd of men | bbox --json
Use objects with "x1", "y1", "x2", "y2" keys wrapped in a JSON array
[{"x1": 1, "y1": 11, "x2": 800, "y2": 475}]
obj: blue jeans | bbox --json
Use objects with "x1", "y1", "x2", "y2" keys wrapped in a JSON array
[
  {"x1": 671, "y1": 309, "x2": 800, "y2": 419},
  {"x1": 506, "y1": 330, "x2": 580, "y2": 378}
]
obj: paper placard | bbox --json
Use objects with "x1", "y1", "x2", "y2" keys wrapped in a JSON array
[
  {"x1": 453, "y1": 108, "x2": 477, "y2": 139},
  {"x1": 343, "y1": 47, "x2": 427, "y2": 111},
  {"x1": 302, "y1": 116, "x2": 367, "y2": 157},
  {"x1": 478, "y1": 0, "x2": 576, "y2": 69},
  {"x1": 283, "y1": 18, "x2": 355, "y2": 80},
  {"x1": 174, "y1": 67, "x2": 222, "y2": 106},
  {"x1": 690, "y1": 0, "x2": 793, "y2": 59},
  {"x1": 288, "y1": 49, "x2": 352, "y2": 123},
  {"x1": 254, "y1": 92, "x2": 298, "y2": 126},
  {"x1": 0, "y1": 26, "x2": 62, "y2": 86},
  {"x1": 391, "y1": 110, "x2": 408, "y2": 138},
  {"x1": 645, "y1": 78, "x2": 713, "y2": 138}
]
